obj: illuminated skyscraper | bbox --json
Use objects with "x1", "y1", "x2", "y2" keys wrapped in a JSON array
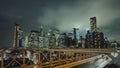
[
  {"x1": 73, "y1": 28, "x2": 80, "y2": 41},
  {"x1": 85, "y1": 17, "x2": 106, "y2": 48},
  {"x1": 90, "y1": 17, "x2": 97, "y2": 32},
  {"x1": 28, "y1": 30, "x2": 39, "y2": 47}
]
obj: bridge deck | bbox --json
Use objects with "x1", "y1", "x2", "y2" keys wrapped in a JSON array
[{"x1": 54, "y1": 55, "x2": 101, "y2": 68}]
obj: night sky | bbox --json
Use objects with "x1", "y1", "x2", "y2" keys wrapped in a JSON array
[{"x1": 0, "y1": 0, "x2": 120, "y2": 48}]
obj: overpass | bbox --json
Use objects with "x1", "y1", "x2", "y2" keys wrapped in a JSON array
[{"x1": 0, "y1": 48, "x2": 118, "y2": 68}]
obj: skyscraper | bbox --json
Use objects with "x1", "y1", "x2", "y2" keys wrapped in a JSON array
[
  {"x1": 73, "y1": 28, "x2": 80, "y2": 41},
  {"x1": 85, "y1": 17, "x2": 106, "y2": 48},
  {"x1": 73, "y1": 28, "x2": 80, "y2": 46},
  {"x1": 90, "y1": 17, "x2": 97, "y2": 32},
  {"x1": 28, "y1": 30, "x2": 39, "y2": 48}
]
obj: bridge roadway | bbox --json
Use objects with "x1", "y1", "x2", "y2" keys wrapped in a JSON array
[{"x1": 0, "y1": 48, "x2": 118, "y2": 68}]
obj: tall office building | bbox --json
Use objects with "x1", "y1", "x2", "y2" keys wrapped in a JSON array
[
  {"x1": 73, "y1": 28, "x2": 77, "y2": 41},
  {"x1": 13, "y1": 24, "x2": 24, "y2": 48},
  {"x1": 28, "y1": 30, "x2": 39, "y2": 48},
  {"x1": 85, "y1": 30, "x2": 93, "y2": 48},
  {"x1": 76, "y1": 28, "x2": 80, "y2": 40},
  {"x1": 73, "y1": 28, "x2": 80, "y2": 40},
  {"x1": 90, "y1": 17, "x2": 97, "y2": 32},
  {"x1": 85, "y1": 17, "x2": 106, "y2": 48},
  {"x1": 73, "y1": 28, "x2": 80, "y2": 45}
]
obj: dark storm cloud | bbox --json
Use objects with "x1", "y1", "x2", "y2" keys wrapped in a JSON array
[{"x1": 0, "y1": 0, "x2": 120, "y2": 48}]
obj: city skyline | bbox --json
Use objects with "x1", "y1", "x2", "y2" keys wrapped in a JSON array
[{"x1": 0, "y1": 0, "x2": 120, "y2": 48}]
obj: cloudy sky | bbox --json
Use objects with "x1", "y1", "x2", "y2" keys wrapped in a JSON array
[{"x1": 0, "y1": 0, "x2": 120, "y2": 48}]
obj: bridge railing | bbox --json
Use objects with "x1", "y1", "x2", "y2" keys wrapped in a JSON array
[{"x1": 0, "y1": 48, "x2": 115, "y2": 68}]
